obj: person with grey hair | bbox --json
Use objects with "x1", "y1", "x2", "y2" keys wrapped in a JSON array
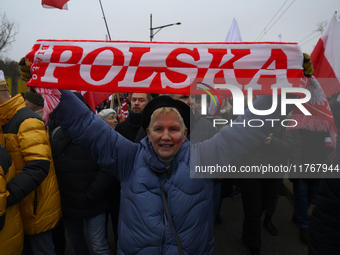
[{"x1": 98, "y1": 108, "x2": 118, "y2": 129}]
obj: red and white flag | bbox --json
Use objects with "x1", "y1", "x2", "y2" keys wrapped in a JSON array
[
  {"x1": 77, "y1": 91, "x2": 112, "y2": 112},
  {"x1": 311, "y1": 13, "x2": 340, "y2": 98},
  {"x1": 42, "y1": 0, "x2": 69, "y2": 10},
  {"x1": 117, "y1": 99, "x2": 129, "y2": 122}
]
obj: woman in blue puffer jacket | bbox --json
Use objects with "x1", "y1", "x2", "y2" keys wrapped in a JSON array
[{"x1": 52, "y1": 90, "x2": 289, "y2": 255}]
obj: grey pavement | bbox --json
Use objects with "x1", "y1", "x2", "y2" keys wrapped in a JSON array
[{"x1": 63, "y1": 179, "x2": 309, "y2": 255}]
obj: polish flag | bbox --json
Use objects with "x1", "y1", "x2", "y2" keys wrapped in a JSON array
[
  {"x1": 42, "y1": 0, "x2": 69, "y2": 10},
  {"x1": 311, "y1": 13, "x2": 340, "y2": 98},
  {"x1": 117, "y1": 99, "x2": 129, "y2": 123}
]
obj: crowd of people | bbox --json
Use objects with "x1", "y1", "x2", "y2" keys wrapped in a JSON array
[{"x1": 0, "y1": 54, "x2": 340, "y2": 255}]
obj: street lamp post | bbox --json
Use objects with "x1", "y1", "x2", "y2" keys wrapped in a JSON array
[{"x1": 150, "y1": 14, "x2": 181, "y2": 41}]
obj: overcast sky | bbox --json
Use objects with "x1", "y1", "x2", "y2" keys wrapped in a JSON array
[{"x1": 1, "y1": 0, "x2": 339, "y2": 63}]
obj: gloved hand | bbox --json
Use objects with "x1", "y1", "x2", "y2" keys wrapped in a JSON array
[
  {"x1": 19, "y1": 57, "x2": 32, "y2": 82},
  {"x1": 303, "y1": 53, "x2": 315, "y2": 77}
]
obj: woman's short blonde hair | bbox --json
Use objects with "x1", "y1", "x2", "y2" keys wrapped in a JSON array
[{"x1": 148, "y1": 107, "x2": 186, "y2": 132}]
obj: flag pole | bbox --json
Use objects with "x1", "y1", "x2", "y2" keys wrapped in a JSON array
[
  {"x1": 117, "y1": 95, "x2": 125, "y2": 122},
  {"x1": 98, "y1": 0, "x2": 111, "y2": 40},
  {"x1": 98, "y1": 0, "x2": 124, "y2": 120}
]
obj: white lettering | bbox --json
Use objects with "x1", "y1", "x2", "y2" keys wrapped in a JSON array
[{"x1": 281, "y1": 87, "x2": 311, "y2": 115}]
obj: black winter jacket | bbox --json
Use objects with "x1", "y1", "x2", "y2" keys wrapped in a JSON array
[
  {"x1": 237, "y1": 125, "x2": 294, "y2": 178},
  {"x1": 308, "y1": 133, "x2": 340, "y2": 255},
  {"x1": 50, "y1": 126, "x2": 114, "y2": 219},
  {"x1": 115, "y1": 110, "x2": 142, "y2": 142}
]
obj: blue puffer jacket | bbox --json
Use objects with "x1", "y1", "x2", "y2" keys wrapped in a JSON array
[{"x1": 53, "y1": 90, "x2": 288, "y2": 255}]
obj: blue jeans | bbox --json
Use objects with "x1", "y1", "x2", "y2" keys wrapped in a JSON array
[
  {"x1": 64, "y1": 212, "x2": 110, "y2": 255},
  {"x1": 22, "y1": 229, "x2": 56, "y2": 255},
  {"x1": 293, "y1": 179, "x2": 320, "y2": 228}
]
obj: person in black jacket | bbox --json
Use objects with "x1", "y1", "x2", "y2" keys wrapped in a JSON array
[
  {"x1": 308, "y1": 173, "x2": 340, "y2": 255},
  {"x1": 289, "y1": 129, "x2": 329, "y2": 244},
  {"x1": 308, "y1": 99, "x2": 340, "y2": 255},
  {"x1": 49, "y1": 93, "x2": 114, "y2": 255},
  {"x1": 308, "y1": 136, "x2": 340, "y2": 254},
  {"x1": 115, "y1": 93, "x2": 152, "y2": 141},
  {"x1": 238, "y1": 125, "x2": 294, "y2": 255}
]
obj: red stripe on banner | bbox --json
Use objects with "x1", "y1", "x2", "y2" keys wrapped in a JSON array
[{"x1": 32, "y1": 39, "x2": 301, "y2": 45}]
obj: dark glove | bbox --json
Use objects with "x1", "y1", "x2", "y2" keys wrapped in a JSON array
[
  {"x1": 19, "y1": 57, "x2": 32, "y2": 82},
  {"x1": 303, "y1": 53, "x2": 315, "y2": 77}
]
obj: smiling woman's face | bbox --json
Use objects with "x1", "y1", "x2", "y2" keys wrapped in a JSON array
[{"x1": 147, "y1": 110, "x2": 187, "y2": 160}]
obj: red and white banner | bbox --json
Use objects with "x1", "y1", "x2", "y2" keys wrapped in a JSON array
[
  {"x1": 25, "y1": 40, "x2": 306, "y2": 95},
  {"x1": 311, "y1": 13, "x2": 340, "y2": 98},
  {"x1": 42, "y1": 0, "x2": 69, "y2": 10}
]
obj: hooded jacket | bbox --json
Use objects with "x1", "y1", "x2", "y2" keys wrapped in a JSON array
[
  {"x1": 53, "y1": 90, "x2": 289, "y2": 255},
  {"x1": 0, "y1": 145, "x2": 23, "y2": 255},
  {"x1": 0, "y1": 94, "x2": 61, "y2": 235}
]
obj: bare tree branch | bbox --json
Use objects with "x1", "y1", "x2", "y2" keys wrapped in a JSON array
[
  {"x1": 0, "y1": 12, "x2": 19, "y2": 54},
  {"x1": 315, "y1": 21, "x2": 328, "y2": 34}
]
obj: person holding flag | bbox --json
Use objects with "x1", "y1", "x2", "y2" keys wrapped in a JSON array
[
  {"x1": 20, "y1": 40, "x2": 329, "y2": 254},
  {"x1": 44, "y1": 65, "x2": 316, "y2": 255}
]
